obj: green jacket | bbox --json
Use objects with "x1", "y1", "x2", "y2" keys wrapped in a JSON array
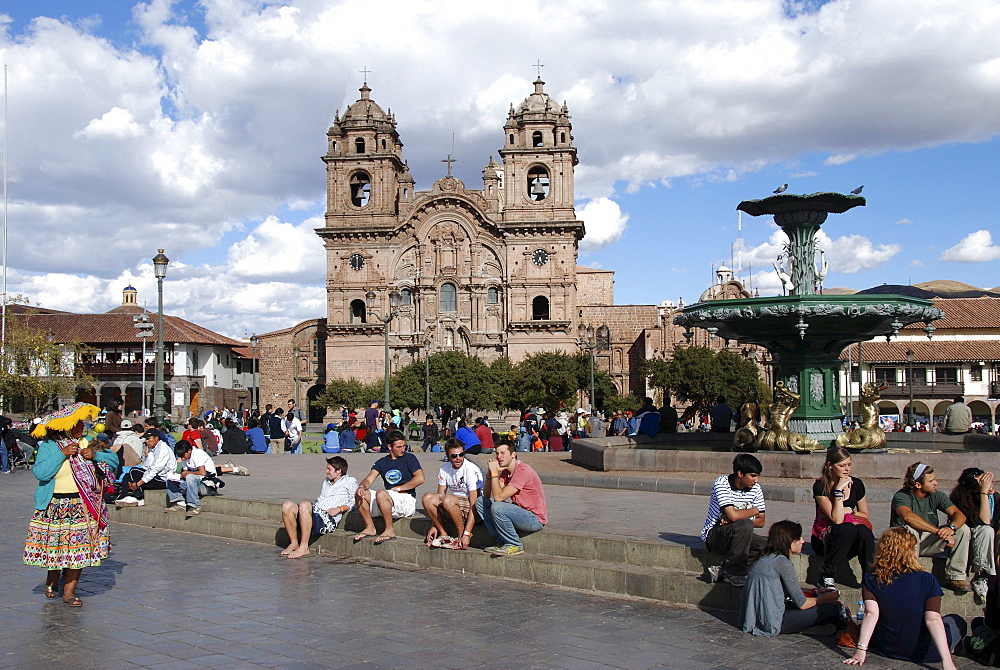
[{"x1": 32, "y1": 439, "x2": 119, "y2": 510}]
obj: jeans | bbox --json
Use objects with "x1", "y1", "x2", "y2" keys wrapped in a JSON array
[
  {"x1": 705, "y1": 518, "x2": 766, "y2": 578},
  {"x1": 475, "y1": 497, "x2": 543, "y2": 548},
  {"x1": 288, "y1": 440, "x2": 302, "y2": 455},
  {"x1": 0, "y1": 439, "x2": 8, "y2": 471},
  {"x1": 166, "y1": 474, "x2": 204, "y2": 508}
]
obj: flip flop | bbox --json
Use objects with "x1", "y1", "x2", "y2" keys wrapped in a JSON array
[
  {"x1": 373, "y1": 535, "x2": 397, "y2": 545},
  {"x1": 63, "y1": 596, "x2": 82, "y2": 607},
  {"x1": 45, "y1": 585, "x2": 59, "y2": 599},
  {"x1": 352, "y1": 532, "x2": 377, "y2": 543}
]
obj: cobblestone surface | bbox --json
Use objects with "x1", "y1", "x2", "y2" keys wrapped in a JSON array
[{"x1": 0, "y1": 463, "x2": 979, "y2": 669}]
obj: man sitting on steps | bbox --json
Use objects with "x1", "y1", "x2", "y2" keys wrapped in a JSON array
[
  {"x1": 423, "y1": 439, "x2": 483, "y2": 550},
  {"x1": 352, "y1": 430, "x2": 425, "y2": 545},
  {"x1": 475, "y1": 440, "x2": 547, "y2": 557},
  {"x1": 702, "y1": 453, "x2": 767, "y2": 587},
  {"x1": 280, "y1": 455, "x2": 357, "y2": 559}
]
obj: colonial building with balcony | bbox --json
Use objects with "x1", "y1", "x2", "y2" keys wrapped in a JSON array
[
  {"x1": 12, "y1": 286, "x2": 256, "y2": 418},
  {"x1": 838, "y1": 294, "x2": 1000, "y2": 430}
]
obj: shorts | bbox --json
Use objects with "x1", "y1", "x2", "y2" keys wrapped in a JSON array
[
  {"x1": 310, "y1": 504, "x2": 338, "y2": 535},
  {"x1": 451, "y1": 495, "x2": 471, "y2": 523},
  {"x1": 368, "y1": 489, "x2": 417, "y2": 519}
]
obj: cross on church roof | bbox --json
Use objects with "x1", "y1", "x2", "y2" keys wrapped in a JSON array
[
  {"x1": 441, "y1": 154, "x2": 456, "y2": 177},
  {"x1": 533, "y1": 60, "x2": 545, "y2": 78},
  {"x1": 359, "y1": 65, "x2": 372, "y2": 82}
]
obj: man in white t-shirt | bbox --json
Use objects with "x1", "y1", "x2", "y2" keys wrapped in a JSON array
[
  {"x1": 284, "y1": 410, "x2": 303, "y2": 454},
  {"x1": 280, "y1": 456, "x2": 357, "y2": 559},
  {"x1": 166, "y1": 441, "x2": 218, "y2": 515},
  {"x1": 422, "y1": 438, "x2": 483, "y2": 549}
]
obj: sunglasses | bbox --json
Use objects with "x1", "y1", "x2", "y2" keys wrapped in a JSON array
[{"x1": 448, "y1": 452, "x2": 465, "y2": 459}]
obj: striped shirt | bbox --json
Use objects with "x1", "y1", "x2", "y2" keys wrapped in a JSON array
[{"x1": 701, "y1": 474, "x2": 765, "y2": 542}]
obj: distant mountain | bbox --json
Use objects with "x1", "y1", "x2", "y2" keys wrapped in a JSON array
[
  {"x1": 821, "y1": 287, "x2": 858, "y2": 295},
  {"x1": 855, "y1": 280, "x2": 1000, "y2": 299}
]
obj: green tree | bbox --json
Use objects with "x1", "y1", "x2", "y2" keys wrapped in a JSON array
[
  {"x1": 644, "y1": 346, "x2": 763, "y2": 417},
  {"x1": 602, "y1": 392, "x2": 641, "y2": 414},
  {"x1": 484, "y1": 356, "x2": 517, "y2": 411},
  {"x1": 516, "y1": 351, "x2": 586, "y2": 409},
  {"x1": 312, "y1": 378, "x2": 381, "y2": 414},
  {"x1": 0, "y1": 312, "x2": 93, "y2": 415}
]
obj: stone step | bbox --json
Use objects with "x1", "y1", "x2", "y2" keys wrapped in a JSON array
[{"x1": 109, "y1": 497, "x2": 987, "y2": 618}]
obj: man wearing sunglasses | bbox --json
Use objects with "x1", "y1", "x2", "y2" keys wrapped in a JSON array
[{"x1": 422, "y1": 439, "x2": 483, "y2": 549}]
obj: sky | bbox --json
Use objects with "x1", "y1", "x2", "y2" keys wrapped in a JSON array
[{"x1": 2, "y1": 0, "x2": 1000, "y2": 340}]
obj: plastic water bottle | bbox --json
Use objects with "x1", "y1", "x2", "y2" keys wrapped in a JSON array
[{"x1": 856, "y1": 600, "x2": 865, "y2": 622}]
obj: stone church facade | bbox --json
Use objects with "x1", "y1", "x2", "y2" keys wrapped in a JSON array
[{"x1": 258, "y1": 78, "x2": 720, "y2": 416}]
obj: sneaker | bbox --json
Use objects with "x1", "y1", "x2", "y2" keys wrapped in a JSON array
[
  {"x1": 946, "y1": 578, "x2": 972, "y2": 593},
  {"x1": 723, "y1": 574, "x2": 747, "y2": 587},
  {"x1": 820, "y1": 577, "x2": 836, "y2": 590},
  {"x1": 224, "y1": 460, "x2": 235, "y2": 468},
  {"x1": 482, "y1": 545, "x2": 502, "y2": 554},
  {"x1": 168, "y1": 500, "x2": 187, "y2": 511},
  {"x1": 136, "y1": 498, "x2": 145, "y2": 506},
  {"x1": 491, "y1": 544, "x2": 524, "y2": 557},
  {"x1": 973, "y1": 577, "x2": 989, "y2": 604},
  {"x1": 186, "y1": 507, "x2": 200, "y2": 516},
  {"x1": 706, "y1": 566, "x2": 722, "y2": 583},
  {"x1": 236, "y1": 465, "x2": 251, "y2": 476},
  {"x1": 116, "y1": 497, "x2": 139, "y2": 507}
]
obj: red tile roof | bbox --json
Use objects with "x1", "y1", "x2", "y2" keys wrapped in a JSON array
[
  {"x1": 902, "y1": 297, "x2": 1000, "y2": 330},
  {"x1": 842, "y1": 340, "x2": 1000, "y2": 364},
  {"x1": 14, "y1": 311, "x2": 242, "y2": 347}
]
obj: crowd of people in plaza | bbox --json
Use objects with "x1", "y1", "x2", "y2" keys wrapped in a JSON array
[{"x1": 700, "y1": 448, "x2": 1000, "y2": 668}]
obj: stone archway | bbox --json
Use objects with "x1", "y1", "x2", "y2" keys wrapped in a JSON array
[
  {"x1": 901, "y1": 401, "x2": 930, "y2": 428},
  {"x1": 969, "y1": 400, "x2": 992, "y2": 430},
  {"x1": 307, "y1": 384, "x2": 326, "y2": 424},
  {"x1": 877, "y1": 401, "x2": 901, "y2": 430},
  {"x1": 932, "y1": 400, "x2": 953, "y2": 430}
]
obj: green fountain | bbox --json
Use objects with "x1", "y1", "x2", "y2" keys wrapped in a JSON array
[{"x1": 674, "y1": 192, "x2": 945, "y2": 451}]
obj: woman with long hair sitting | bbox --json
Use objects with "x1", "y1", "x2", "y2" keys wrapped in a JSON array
[
  {"x1": 740, "y1": 520, "x2": 845, "y2": 636},
  {"x1": 844, "y1": 527, "x2": 966, "y2": 668},
  {"x1": 812, "y1": 446, "x2": 876, "y2": 588},
  {"x1": 949, "y1": 467, "x2": 997, "y2": 603}
]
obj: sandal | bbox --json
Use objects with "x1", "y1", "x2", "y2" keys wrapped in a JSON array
[
  {"x1": 63, "y1": 596, "x2": 82, "y2": 607},
  {"x1": 44, "y1": 584, "x2": 59, "y2": 599}
]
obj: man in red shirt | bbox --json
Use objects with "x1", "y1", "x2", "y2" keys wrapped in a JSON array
[
  {"x1": 473, "y1": 417, "x2": 495, "y2": 453},
  {"x1": 475, "y1": 441, "x2": 547, "y2": 557}
]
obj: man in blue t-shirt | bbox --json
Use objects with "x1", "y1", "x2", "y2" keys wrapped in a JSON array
[{"x1": 352, "y1": 430, "x2": 424, "y2": 544}]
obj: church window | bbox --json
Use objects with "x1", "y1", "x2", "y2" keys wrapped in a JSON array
[
  {"x1": 532, "y1": 296, "x2": 549, "y2": 320},
  {"x1": 191, "y1": 349, "x2": 199, "y2": 372},
  {"x1": 440, "y1": 283, "x2": 457, "y2": 312},
  {"x1": 487, "y1": 287, "x2": 499, "y2": 304},
  {"x1": 527, "y1": 166, "x2": 549, "y2": 201},
  {"x1": 312, "y1": 337, "x2": 320, "y2": 358},
  {"x1": 509, "y1": 133, "x2": 514, "y2": 145},
  {"x1": 532, "y1": 131, "x2": 543, "y2": 147},
  {"x1": 399, "y1": 288, "x2": 412, "y2": 305},
  {"x1": 350, "y1": 299, "x2": 367, "y2": 324},
  {"x1": 355, "y1": 138, "x2": 365, "y2": 153},
  {"x1": 560, "y1": 132, "x2": 566, "y2": 143},
  {"x1": 381, "y1": 139, "x2": 386, "y2": 150},
  {"x1": 332, "y1": 141, "x2": 338, "y2": 152},
  {"x1": 350, "y1": 172, "x2": 371, "y2": 207}
]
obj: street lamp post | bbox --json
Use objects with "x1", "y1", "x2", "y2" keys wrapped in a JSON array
[
  {"x1": 152, "y1": 249, "x2": 169, "y2": 422},
  {"x1": 424, "y1": 332, "x2": 432, "y2": 415},
  {"x1": 906, "y1": 348, "x2": 915, "y2": 428},
  {"x1": 133, "y1": 313, "x2": 153, "y2": 416},
  {"x1": 366, "y1": 288, "x2": 402, "y2": 410},
  {"x1": 250, "y1": 334, "x2": 259, "y2": 413},
  {"x1": 577, "y1": 324, "x2": 608, "y2": 410}
]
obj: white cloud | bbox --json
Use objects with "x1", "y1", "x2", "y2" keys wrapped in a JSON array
[
  {"x1": 578, "y1": 198, "x2": 629, "y2": 251},
  {"x1": 940, "y1": 230, "x2": 1000, "y2": 262},
  {"x1": 77, "y1": 107, "x2": 145, "y2": 139},
  {"x1": 824, "y1": 153, "x2": 858, "y2": 166},
  {"x1": 227, "y1": 215, "x2": 326, "y2": 281},
  {"x1": 909, "y1": 259, "x2": 924, "y2": 267},
  {"x1": 894, "y1": 218, "x2": 913, "y2": 225},
  {"x1": 737, "y1": 229, "x2": 900, "y2": 276}
]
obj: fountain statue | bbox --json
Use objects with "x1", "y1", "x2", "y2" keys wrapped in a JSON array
[
  {"x1": 675, "y1": 192, "x2": 944, "y2": 450},
  {"x1": 836, "y1": 381, "x2": 890, "y2": 450}
]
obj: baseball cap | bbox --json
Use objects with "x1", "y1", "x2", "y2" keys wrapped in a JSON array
[{"x1": 120, "y1": 419, "x2": 133, "y2": 429}]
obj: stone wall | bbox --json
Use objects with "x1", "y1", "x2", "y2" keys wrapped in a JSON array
[{"x1": 577, "y1": 267, "x2": 614, "y2": 306}]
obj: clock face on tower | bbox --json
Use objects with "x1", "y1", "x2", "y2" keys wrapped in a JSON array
[
  {"x1": 349, "y1": 253, "x2": 365, "y2": 271},
  {"x1": 532, "y1": 249, "x2": 549, "y2": 267}
]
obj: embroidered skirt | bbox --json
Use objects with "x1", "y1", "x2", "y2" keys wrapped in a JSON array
[{"x1": 23, "y1": 496, "x2": 110, "y2": 569}]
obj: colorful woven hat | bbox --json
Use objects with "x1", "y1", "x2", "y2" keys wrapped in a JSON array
[{"x1": 31, "y1": 402, "x2": 100, "y2": 438}]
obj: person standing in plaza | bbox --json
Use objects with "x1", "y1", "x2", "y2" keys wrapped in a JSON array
[
  {"x1": 364, "y1": 399, "x2": 381, "y2": 451},
  {"x1": 284, "y1": 408, "x2": 303, "y2": 454},
  {"x1": 23, "y1": 403, "x2": 119, "y2": 607},
  {"x1": 942, "y1": 396, "x2": 972, "y2": 435},
  {"x1": 352, "y1": 431, "x2": 424, "y2": 545},
  {"x1": 710, "y1": 396, "x2": 735, "y2": 433},
  {"x1": 702, "y1": 453, "x2": 767, "y2": 587},
  {"x1": 476, "y1": 441, "x2": 547, "y2": 557},
  {"x1": 268, "y1": 408, "x2": 286, "y2": 454},
  {"x1": 890, "y1": 462, "x2": 973, "y2": 592}
]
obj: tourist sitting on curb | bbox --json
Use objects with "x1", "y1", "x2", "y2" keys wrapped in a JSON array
[
  {"x1": 352, "y1": 430, "x2": 424, "y2": 545},
  {"x1": 280, "y1": 455, "x2": 357, "y2": 559},
  {"x1": 338, "y1": 421, "x2": 357, "y2": 452},
  {"x1": 246, "y1": 418, "x2": 268, "y2": 454},
  {"x1": 515, "y1": 426, "x2": 533, "y2": 453},
  {"x1": 475, "y1": 440, "x2": 547, "y2": 557},
  {"x1": 811, "y1": 446, "x2": 875, "y2": 589},
  {"x1": 115, "y1": 430, "x2": 175, "y2": 506},
  {"x1": 710, "y1": 396, "x2": 735, "y2": 433},
  {"x1": 420, "y1": 415, "x2": 440, "y2": 452},
  {"x1": 110, "y1": 420, "x2": 144, "y2": 468},
  {"x1": 636, "y1": 397, "x2": 660, "y2": 437},
  {"x1": 166, "y1": 440, "x2": 215, "y2": 515},
  {"x1": 702, "y1": 453, "x2": 767, "y2": 587},
  {"x1": 890, "y1": 462, "x2": 972, "y2": 593},
  {"x1": 423, "y1": 439, "x2": 483, "y2": 550},
  {"x1": 322, "y1": 423, "x2": 340, "y2": 453},
  {"x1": 844, "y1": 527, "x2": 967, "y2": 668},
  {"x1": 740, "y1": 520, "x2": 846, "y2": 636},
  {"x1": 474, "y1": 417, "x2": 495, "y2": 454},
  {"x1": 455, "y1": 419, "x2": 482, "y2": 455},
  {"x1": 949, "y1": 467, "x2": 997, "y2": 603}
]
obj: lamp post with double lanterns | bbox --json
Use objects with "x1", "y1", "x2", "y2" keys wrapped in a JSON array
[
  {"x1": 133, "y1": 313, "x2": 153, "y2": 416},
  {"x1": 366, "y1": 288, "x2": 402, "y2": 410},
  {"x1": 250, "y1": 334, "x2": 260, "y2": 413},
  {"x1": 906, "y1": 348, "x2": 915, "y2": 428},
  {"x1": 152, "y1": 249, "x2": 169, "y2": 422},
  {"x1": 424, "y1": 331, "x2": 433, "y2": 415},
  {"x1": 577, "y1": 324, "x2": 609, "y2": 410}
]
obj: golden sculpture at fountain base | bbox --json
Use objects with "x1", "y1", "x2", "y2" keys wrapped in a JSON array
[
  {"x1": 749, "y1": 381, "x2": 822, "y2": 452},
  {"x1": 835, "y1": 381, "x2": 889, "y2": 450}
]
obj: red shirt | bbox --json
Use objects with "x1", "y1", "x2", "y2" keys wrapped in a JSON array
[
  {"x1": 500, "y1": 460, "x2": 547, "y2": 524},
  {"x1": 474, "y1": 424, "x2": 494, "y2": 451}
]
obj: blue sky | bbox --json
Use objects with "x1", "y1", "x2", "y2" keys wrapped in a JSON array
[{"x1": 2, "y1": 0, "x2": 999, "y2": 338}]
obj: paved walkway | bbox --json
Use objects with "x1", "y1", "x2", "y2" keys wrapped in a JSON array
[{"x1": 0, "y1": 455, "x2": 978, "y2": 669}]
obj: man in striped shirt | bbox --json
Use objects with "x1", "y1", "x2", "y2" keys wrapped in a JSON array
[{"x1": 702, "y1": 453, "x2": 767, "y2": 587}]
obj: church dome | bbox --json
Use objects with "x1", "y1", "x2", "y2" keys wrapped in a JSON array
[
  {"x1": 329, "y1": 83, "x2": 398, "y2": 135},
  {"x1": 511, "y1": 78, "x2": 567, "y2": 123}
]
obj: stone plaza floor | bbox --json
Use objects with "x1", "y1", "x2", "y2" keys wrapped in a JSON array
[{"x1": 0, "y1": 460, "x2": 984, "y2": 669}]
